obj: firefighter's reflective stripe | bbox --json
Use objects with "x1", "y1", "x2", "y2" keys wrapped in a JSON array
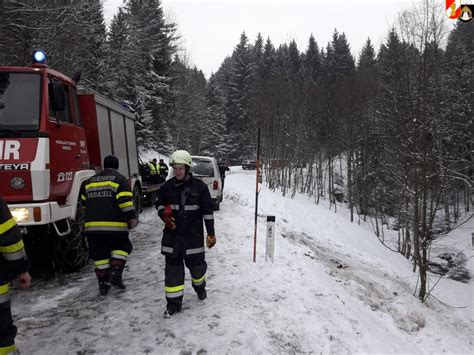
[
  {"x1": 184, "y1": 205, "x2": 199, "y2": 211},
  {"x1": 203, "y1": 214, "x2": 214, "y2": 220},
  {"x1": 112, "y1": 250, "x2": 129, "y2": 260},
  {"x1": 157, "y1": 205, "x2": 179, "y2": 212},
  {"x1": 84, "y1": 221, "x2": 128, "y2": 232},
  {"x1": 186, "y1": 247, "x2": 205, "y2": 255},
  {"x1": 165, "y1": 284, "x2": 184, "y2": 298},
  {"x1": 162, "y1": 246, "x2": 173, "y2": 254},
  {"x1": 0, "y1": 283, "x2": 10, "y2": 304},
  {"x1": 116, "y1": 191, "x2": 133, "y2": 199},
  {"x1": 81, "y1": 194, "x2": 87, "y2": 201},
  {"x1": 118, "y1": 201, "x2": 134, "y2": 212},
  {"x1": 94, "y1": 259, "x2": 110, "y2": 270},
  {"x1": 85, "y1": 181, "x2": 120, "y2": 192},
  {"x1": 0, "y1": 217, "x2": 16, "y2": 234},
  {"x1": 0, "y1": 239, "x2": 24, "y2": 254},
  {"x1": 2, "y1": 249, "x2": 26, "y2": 261},
  {"x1": 0, "y1": 344, "x2": 16, "y2": 354},
  {"x1": 0, "y1": 245, "x2": 26, "y2": 262},
  {"x1": 0, "y1": 239, "x2": 26, "y2": 261},
  {"x1": 192, "y1": 274, "x2": 206, "y2": 287}
]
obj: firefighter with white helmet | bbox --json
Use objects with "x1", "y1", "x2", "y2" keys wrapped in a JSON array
[{"x1": 155, "y1": 150, "x2": 216, "y2": 317}]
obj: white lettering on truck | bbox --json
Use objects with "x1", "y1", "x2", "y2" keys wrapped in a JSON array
[
  {"x1": 0, "y1": 140, "x2": 20, "y2": 160},
  {"x1": 0, "y1": 163, "x2": 29, "y2": 170}
]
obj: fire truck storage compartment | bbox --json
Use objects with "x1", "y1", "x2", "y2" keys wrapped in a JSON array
[{"x1": 78, "y1": 87, "x2": 139, "y2": 179}]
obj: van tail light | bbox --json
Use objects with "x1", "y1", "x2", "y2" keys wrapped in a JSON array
[{"x1": 213, "y1": 180, "x2": 219, "y2": 190}]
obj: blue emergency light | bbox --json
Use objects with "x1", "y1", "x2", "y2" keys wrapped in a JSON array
[{"x1": 32, "y1": 49, "x2": 46, "y2": 64}]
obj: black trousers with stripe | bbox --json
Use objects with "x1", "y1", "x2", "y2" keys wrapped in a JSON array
[
  {"x1": 87, "y1": 234, "x2": 133, "y2": 261},
  {"x1": 0, "y1": 281, "x2": 16, "y2": 349},
  {"x1": 165, "y1": 253, "x2": 207, "y2": 306}
]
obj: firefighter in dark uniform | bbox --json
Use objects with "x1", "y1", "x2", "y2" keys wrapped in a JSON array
[
  {"x1": 158, "y1": 159, "x2": 169, "y2": 182},
  {"x1": 0, "y1": 196, "x2": 31, "y2": 354},
  {"x1": 155, "y1": 150, "x2": 216, "y2": 317},
  {"x1": 80, "y1": 155, "x2": 138, "y2": 295}
]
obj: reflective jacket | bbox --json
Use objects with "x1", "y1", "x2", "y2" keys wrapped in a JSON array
[
  {"x1": 80, "y1": 168, "x2": 136, "y2": 236},
  {"x1": 156, "y1": 174, "x2": 214, "y2": 258},
  {"x1": 148, "y1": 162, "x2": 160, "y2": 176},
  {"x1": 0, "y1": 196, "x2": 29, "y2": 285}
]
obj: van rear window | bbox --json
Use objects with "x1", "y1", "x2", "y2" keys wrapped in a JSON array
[{"x1": 192, "y1": 159, "x2": 214, "y2": 177}]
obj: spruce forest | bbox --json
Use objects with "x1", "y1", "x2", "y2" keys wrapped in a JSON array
[{"x1": 0, "y1": 0, "x2": 472, "y2": 301}]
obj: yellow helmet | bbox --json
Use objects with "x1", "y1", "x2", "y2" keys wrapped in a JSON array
[{"x1": 169, "y1": 150, "x2": 192, "y2": 167}]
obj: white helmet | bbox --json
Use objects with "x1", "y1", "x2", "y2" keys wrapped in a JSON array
[{"x1": 169, "y1": 150, "x2": 192, "y2": 167}]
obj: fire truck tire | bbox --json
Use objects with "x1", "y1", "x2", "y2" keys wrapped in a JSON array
[
  {"x1": 133, "y1": 184, "x2": 142, "y2": 215},
  {"x1": 22, "y1": 226, "x2": 55, "y2": 279},
  {"x1": 53, "y1": 199, "x2": 88, "y2": 273}
]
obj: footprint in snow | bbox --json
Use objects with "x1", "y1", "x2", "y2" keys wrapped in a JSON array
[{"x1": 208, "y1": 321, "x2": 219, "y2": 330}]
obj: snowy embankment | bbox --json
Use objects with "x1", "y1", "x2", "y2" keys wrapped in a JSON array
[{"x1": 12, "y1": 167, "x2": 473, "y2": 354}]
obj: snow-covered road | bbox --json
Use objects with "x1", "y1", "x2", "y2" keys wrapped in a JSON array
[{"x1": 11, "y1": 168, "x2": 473, "y2": 354}]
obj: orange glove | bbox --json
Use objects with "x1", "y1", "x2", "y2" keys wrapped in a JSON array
[
  {"x1": 206, "y1": 234, "x2": 216, "y2": 249},
  {"x1": 163, "y1": 205, "x2": 176, "y2": 230}
]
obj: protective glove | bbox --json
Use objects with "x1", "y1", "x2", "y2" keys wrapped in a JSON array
[
  {"x1": 163, "y1": 205, "x2": 176, "y2": 230},
  {"x1": 206, "y1": 234, "x2": 216, "y2": 249}
]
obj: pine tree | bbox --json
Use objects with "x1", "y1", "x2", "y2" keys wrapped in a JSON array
[
  {"x1": 225, "y1": 32, "x2": 255, "y2": 161},
  {"x1": 353, "y1": 38, "x2": 379, "y2": 220},
  {"x1": 200, "y1": 75, "x2": 227, "y2": 158}
]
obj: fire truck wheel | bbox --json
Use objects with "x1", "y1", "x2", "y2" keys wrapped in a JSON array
[
  {"x1": 22, "y1": 226, "x2": 56, "y2": 279},
  {"x1": 53, "y1": 199, "x2": 88, "y2": 273},
  {"x1": 133, "y1": 184, "x2": 142, "y2": 216}
]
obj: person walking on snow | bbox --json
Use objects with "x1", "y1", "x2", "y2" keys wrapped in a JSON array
[
  {"x1": 218, "y1": 162, "x2": 230, "y2": 191},
  {"x1": 0, "y1": 196, "x2": 31, "y2": 354},
  {"x1": 80, "y1": 155, "x2": 138, "y2": 296},
  {"x1": 155, "y1": 150, "x2": 216, "y2": 317}
]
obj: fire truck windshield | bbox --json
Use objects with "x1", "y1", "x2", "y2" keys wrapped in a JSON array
[{"x1": 0, "y1": 72, "x2": 41, "y2": 136}]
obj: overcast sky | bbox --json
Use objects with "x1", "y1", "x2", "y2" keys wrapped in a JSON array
[{"x1": 102, "y1": 0, "x2": 419, "y2": 77}]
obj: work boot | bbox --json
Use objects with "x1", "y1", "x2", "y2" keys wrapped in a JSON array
[
  {"x1": 197, "y1": 288, "x2": 207, "y2": 300},
  {"x1": 109, "y1": 265, "x2": 126, "y2": 289},
  {"x1": 163, "y1": 303, "x2": 182, "y2": 318},
  {"x1": 95, "y1": 269, "x2": 110, "y2": 296},
  {"x1": 109, "y1": 258, "x2": 126, "y2": 290},
  {"x1": 99, "y1": 280, "x2": 111, "y2": 296}
]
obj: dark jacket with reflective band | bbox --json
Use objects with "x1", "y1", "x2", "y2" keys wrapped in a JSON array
[
  {"x1": 80, "y1": 169, "x2": 136, "y2": 236},
  {"x1": 0, "y1": 196, "x2": 29, "y2": 281},
  {"x1": 156, "y1": 174, "x2": 214, "y2": 257},
  {"x1": 159, "y1": 163, "x2": 169, "y2": 176}
]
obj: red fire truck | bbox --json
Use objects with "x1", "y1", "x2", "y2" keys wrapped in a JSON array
[{"x1": 0, "y1": 50, "x2": 143, "y2": 273}]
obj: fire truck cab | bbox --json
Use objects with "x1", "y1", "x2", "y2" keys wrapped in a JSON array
[{"x1": 0, "y1": 50, "x2": 142, "y2": 273}]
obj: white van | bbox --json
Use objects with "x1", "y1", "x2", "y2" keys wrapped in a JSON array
[{"x1": 191, "y1": 156, "x2": 223, "y2": 210}]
